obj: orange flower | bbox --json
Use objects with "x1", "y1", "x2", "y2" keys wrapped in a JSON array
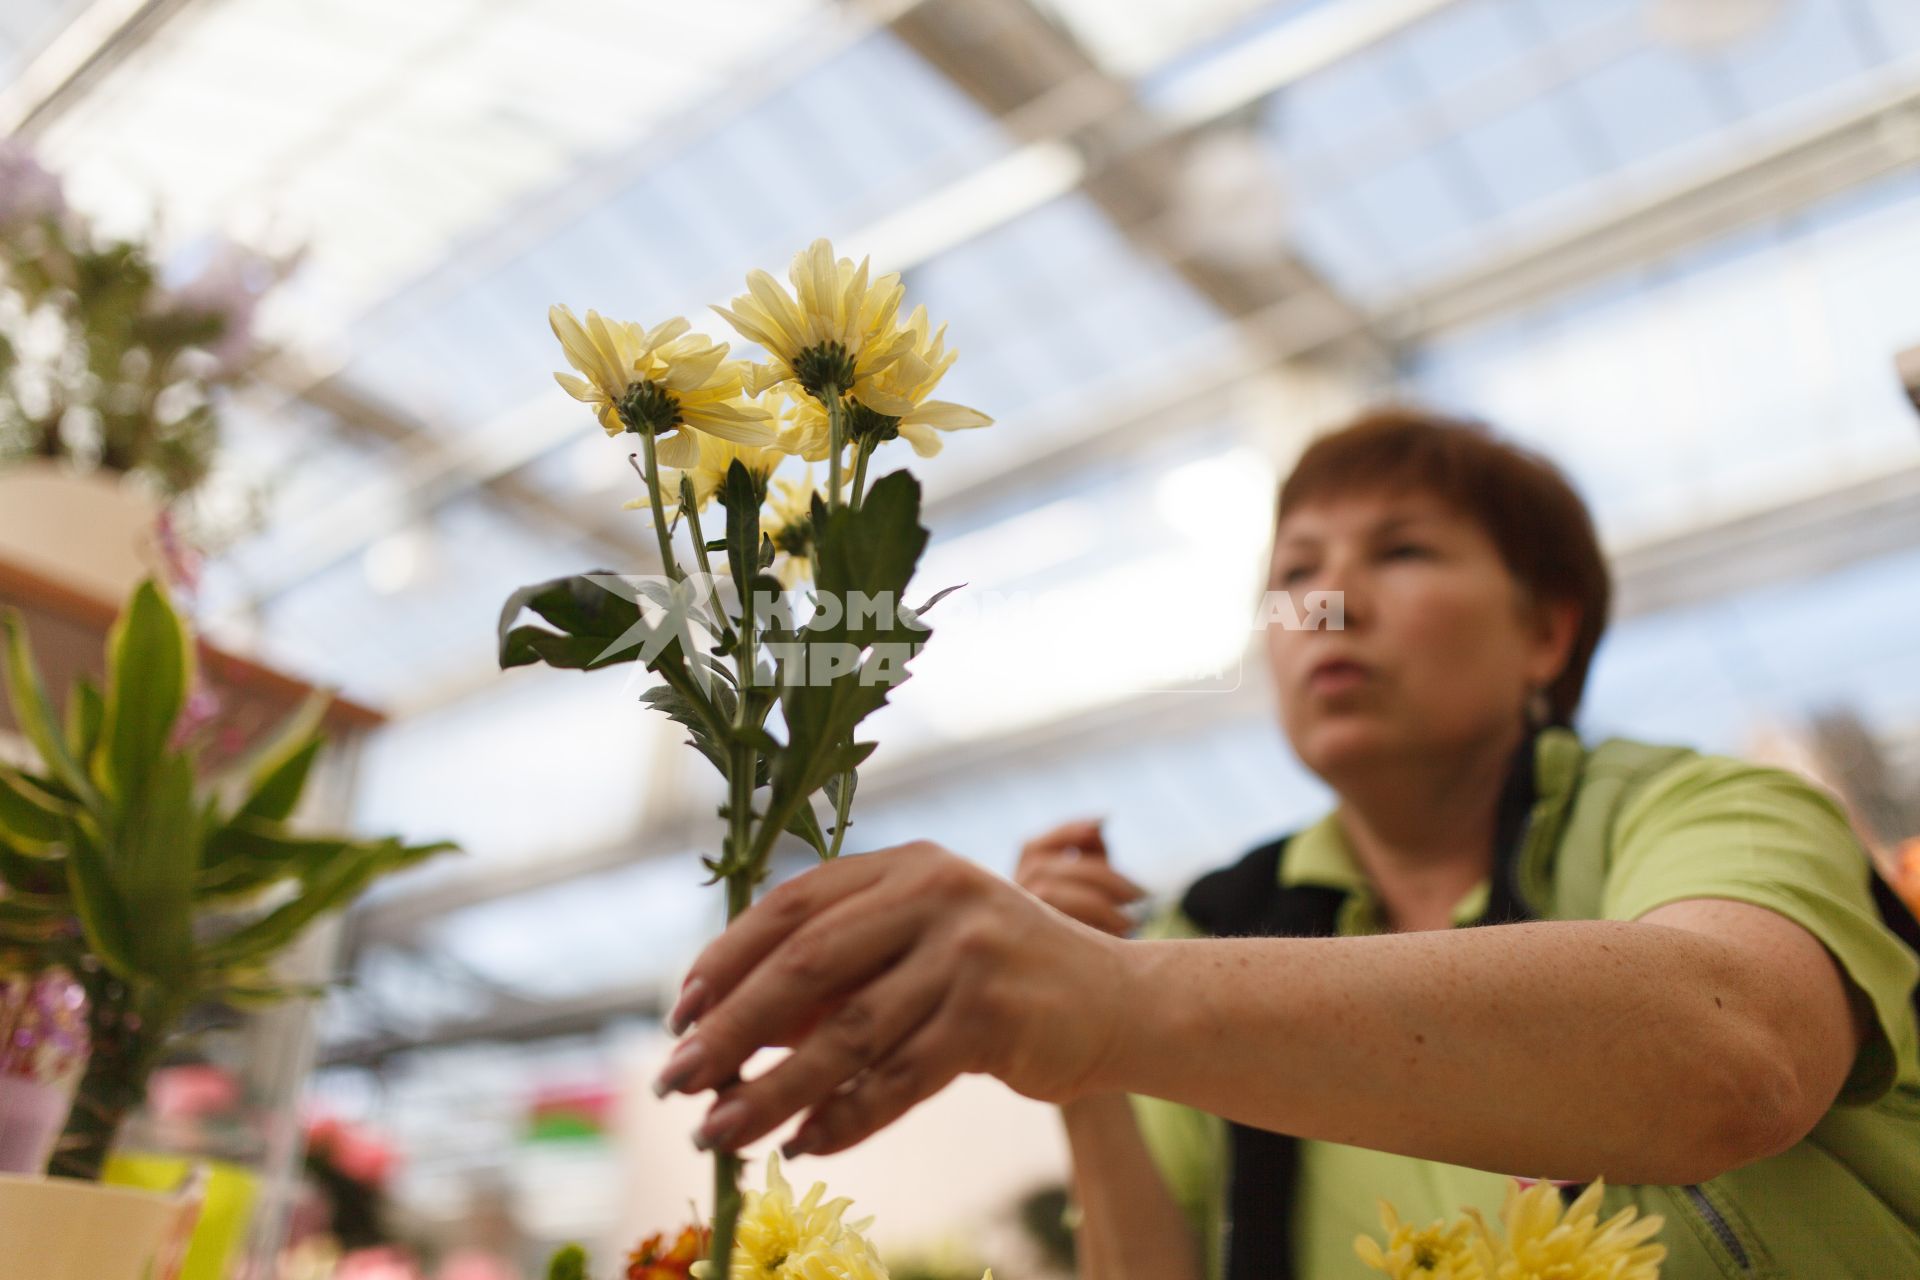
[{"x1": 627, "y1": 1226, "x2": 710, "y2": 1280}]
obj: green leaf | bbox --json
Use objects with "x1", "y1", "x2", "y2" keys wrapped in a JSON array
[
  {"x1": 499, "y1": 571, "x2": 645, "y2": 670},
  {"x1": 0, "y1": 832, "x2": 66, "y2": 900},
  {"x1": 214, "y1": 688, "x2": 331, "y2": 811},
  {"x1": 64, "y1": 678, "x2": 104, "y2": 765},
  {"x1": 762, "y1": 472, "x2": 930, "y2": 855},
  {"x1": 99, "y1": 581, "x2": 192, "y2": 806},
  {"x1": 640, "y1": 684, "x2": 732, "y2": 776},
  {"x1": 0, "y1": 768, "x2": 68, "y2": 845},
  {"x1": 198, "y1": 821, "x2": 352, "y2": 899},
  {"x1": 237, "y1": 735, "x2": 323, "y2": 823},
  {"x1": 62, "y1": 814, "x2": 144, "y2": 982},
  {"x1": 546, "y1": 1245, "x2": 590, "y2": 1280},
  {"x1": 723, "y1": 460, "x2": 761, "y2": 599},
  {"x1": 117, "y1": 752, "x2": 200, "y2": 980},
  {"x1": 784, "y1": 797, "x2": 829, "y2": 856},
  {"x1": 2, "y1": 611, "x2": 99, "y2": 810},
  {"x1": 200, "y1": 838, "x2": 452, "y2": 970}
]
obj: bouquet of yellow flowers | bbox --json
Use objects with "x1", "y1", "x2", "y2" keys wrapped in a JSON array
[
  {"x1": 549, "y1": 1157, "x2": 990, "y2": 1280},
  {"x1": 1355, "y1": 1178, "x2": 1665, "y2": 1280},
  {"x1": 501, "y1": 241, "x2": 990, "y2": 1278}
]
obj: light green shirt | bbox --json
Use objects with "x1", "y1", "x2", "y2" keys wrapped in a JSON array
[{"x1": 1126, "y1": 736, "x2": 1920, "y2": 1279}]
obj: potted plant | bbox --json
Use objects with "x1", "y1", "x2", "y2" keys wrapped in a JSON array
[
  {"x1": 0, "y1": 142, "x2": 286, "y2": 599},
  {"x1": 0, "y1": 579, "x2": 451, "y2": 1279}
]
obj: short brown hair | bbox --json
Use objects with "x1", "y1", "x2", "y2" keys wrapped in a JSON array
[{"x1": 1277, "y1": 405, "x2": 1610, "y2": 725}]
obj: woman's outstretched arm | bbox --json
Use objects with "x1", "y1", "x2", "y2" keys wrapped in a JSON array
[{"x1": 656, "y1": 844, "x2": 1863, "y2": 1188}]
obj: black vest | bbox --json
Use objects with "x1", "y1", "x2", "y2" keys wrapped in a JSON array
[
  {"x1": 1178, "y1": 735, "x2": 1544, "y2": 1280},
  {"x1": 1179, "y1": 738, "x2": 1920, "y2": 1279}
]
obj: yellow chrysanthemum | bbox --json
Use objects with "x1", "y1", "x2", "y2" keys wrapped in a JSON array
[
  {"x1": 856, "y1": 305, "x2": 992, "y2": 458},
  {"x1": 780, "y1": 306, "x2": 991, "y2": 461},
  {"x1": 711, "y1": 239, "x2": 926, "y2": 415},
  {"x1": 762, "y1": 467, "x2": 828, "y2": 589},
  {"x1": 690, "y1": 1153, "x2": 861, "y2": 1280},
  {"x1": 1469, "y1": 1179, "x2": 1666, "y2": 1280},
  {"x1": 627, "y1": 431, "x2": 789, "y2": 521},
  {"x1": 1355, "y1": 1198, "x2": 1487, "y2": 1280},
  {"x1": 549, "y1": 304, "x2": 772, "y2": 466}
]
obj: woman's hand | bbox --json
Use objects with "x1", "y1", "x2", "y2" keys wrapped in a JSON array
[
  {"x1": 654, "y1": 841, "x2": 1133, "y2": 1159},
  {"x1": 1015, "y1": 817, "x2": 1147, "y2": 938}
]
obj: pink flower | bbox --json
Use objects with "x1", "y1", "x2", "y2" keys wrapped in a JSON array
[{"x1": 335, "y1": 1247, "x2": 422, "y2": 1280}]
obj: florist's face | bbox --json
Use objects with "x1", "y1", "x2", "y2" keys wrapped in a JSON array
[{"x1": 1265, "y1": 488, "x2": 1569, "y2": 782}]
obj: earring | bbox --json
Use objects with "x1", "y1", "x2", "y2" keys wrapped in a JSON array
[{"x1": 1526, "y1": 687, "x2": 1552, "y2": 729}]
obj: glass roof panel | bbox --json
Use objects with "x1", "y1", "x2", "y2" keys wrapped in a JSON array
[
  {"x1": 1029, "y1": 0, "x2": 1328, "y2": 78},
  {"x1": 1407, "y1": 163, "x2": 1920, "y2": 544},
  {"x1": 36, "y1": 0, "x2": 828, "y2": 328},
  {"x1": 0, "y1": 0, "x2": 91, "y2": 89},
  {"x1": 1254, "y1": 0, "x2": 1915, "y2": 299}
]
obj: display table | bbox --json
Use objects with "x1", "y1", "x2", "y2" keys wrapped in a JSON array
[{"x1": 0, "y1": 552, "x2": 383, "y2": 1278}]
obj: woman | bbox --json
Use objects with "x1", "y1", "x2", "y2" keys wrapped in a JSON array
[{"x1": 654, "y1": 409, "x2": 1920, "y2": 1277}]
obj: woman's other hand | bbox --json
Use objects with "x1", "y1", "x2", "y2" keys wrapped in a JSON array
[
  {"x1": 1015, "y1": 817, "x2": 1148, "y2": 938},
  {"x1": 654, "y1": 841, "x2": 1133, "y2": 1158}
]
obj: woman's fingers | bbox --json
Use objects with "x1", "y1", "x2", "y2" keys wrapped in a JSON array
[
  {"x1": 691, "y1": 950, "x2": 948, "y2": 1152},
  {"x1": 667, "y1": 851, "x2": 893, "y2": 1034},
  {"x1": 1024, "y1": 879, "x2": 1136, "y2": 937},
  {"x1": 1019, "y1": 817, "x2": 1107, "y2": 862},
  {"x1": 780, "y1": 1006, "x2": 969, "y2": 1159},
  {"x1": 658, "y1": 887, "x2": 921, "y2": 1097},
  {"x1": 1018, "y1": 858, "x2": 1149, "y2": 936}
]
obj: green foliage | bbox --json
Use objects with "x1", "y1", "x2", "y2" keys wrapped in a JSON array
[
  {"x1": 0, "y1": 580, "x2": 454, "y2": 1176},
  {"x1": 0, "y1": 157, "x2": 281, "y2": 501},
  {"x1": 496, "y1": 468, "x2": 934, "y2": 886},
  {"x1": 545, "y1": 1244, "x2": 590, "y2": 1280}
]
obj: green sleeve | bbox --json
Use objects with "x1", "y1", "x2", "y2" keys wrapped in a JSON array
[
  {"x1": 1123, "y1": 904, "x2": 1227, "y2": 1279},
  {"x1": 1601, "y1": 755, "x2": 1920, "y2": 1104}
]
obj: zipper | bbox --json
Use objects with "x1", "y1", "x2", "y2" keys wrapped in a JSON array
[{"x1": 1683, "y1": 1184, "x2": 1753, "y2": 1272}]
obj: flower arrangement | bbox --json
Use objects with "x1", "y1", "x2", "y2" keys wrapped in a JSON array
[
  {"x1": 0, "y1": 142, "x2": 286, "y2": 510},
  {"x1": 0, "y1": 580, "x2": 453, "y2": 1180},
  {"x1": 549, "y1": 1156, "x2": 990, "y2": 1280},
  {"x1": 0, "y1": 968, "x2": 88, "y2": 1172},
  {"x1": 499, "y1": 239, "x2": 989, "y2": 1277},
  {"x1": 1355, "y1": 1178, "x2": 1665, "y2": 1280}
]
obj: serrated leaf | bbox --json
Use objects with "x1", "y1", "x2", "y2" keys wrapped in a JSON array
[
  {"x1": 784, "y1": 797, "x2": 829, "y2": 857},
  {"x1": 723, "y1": 460, "x2": 761, "y2": 599},
  {"x1": 498, "y1": 571, "x2": 640, "y2": 670},
  {"x1": 761, "y1": 473, "x2": 929, "y2": 855}
]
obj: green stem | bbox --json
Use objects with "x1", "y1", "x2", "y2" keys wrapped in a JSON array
[
  {"x1": 684, "y1": 488, "x2": 714, "y2": 582},
  {"x1": 849, "y1": 440, "x2": 873, "y2": 511},
  {"x1": 824, "y1": 388, "x2": 846, "y2": 512},
  {"x1": 708, "y1": 535, "x2": 761, "y2": 1280},
  {"x1": 639, "y1": 430, "x2": 681, "y2": 580},
  {"x1": 827, "y1": 773, "x2": 854, "y2": 860}
]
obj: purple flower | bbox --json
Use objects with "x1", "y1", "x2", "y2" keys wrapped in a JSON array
[
  {"x1": 0, "y1": 141, "x2": 66, "y2": 233},
  {"x1": 165, "y1": 238, "x2": 284, "y2": 374}
]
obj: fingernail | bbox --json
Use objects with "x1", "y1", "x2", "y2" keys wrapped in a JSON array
[
  {"x1": 668, "y1": 978, "x2": 709, "y2": 1037},
  {"x1": 652, "y1": 1038, "x2": 706, "y2": 1098},
  {"x1": 695, "y1": 1099, "x2": 748, "y2": 1151},
  {"x1": 781, "y1": 1126, "x2": 818, "y2": 1160}
]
